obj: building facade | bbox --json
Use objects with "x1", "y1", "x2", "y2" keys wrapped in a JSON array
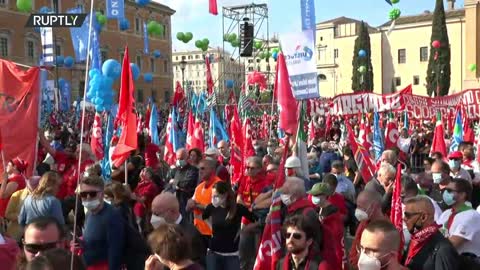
[
  {"x1": 315, "y1": 0, "x2": 476, "y2": 97},
  {"x1": 0, "y1": 0, "x2": 174, "y2": 105},
  {"x1": 172, "y1": 47, "x2": 245, "y2": 102}
]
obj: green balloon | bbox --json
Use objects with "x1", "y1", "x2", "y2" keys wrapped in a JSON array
[
  {"x1": 469, "y1": 64, "x2": 477, "y2": 72},
  {"x1": 97, "y1": 15, "x2": 107, "y2": 26},
  {"x1": 201, "y1": 44, "x2": 208, "y2": 52},
  {"x1": 391, "y1": 0, "x2": 400, "y2": 3},
  {"x1": 184, "y1": 32, "x2": 193, "y2": 42},
  {"x1": 203, "y1": 38, "x2": 210, "y2": 47},
  {"x1": 195, "y1": 40, "x2": 203, "y2": 49},
  {"x1": 154, "y1": 23, "x2": 164, "y2": 36},
  {"x1": 228, "y1": 33, "x2": 237, "y2": 43},
  {"x1": 389, "y1": 8, "x2": 401, "y2": 21},
  {"x1": 357, "y1": 66, "x2": 367, "y2": 74},
  {"x1": 17, "y1": 0, "x2": 32, "y2": 12},
  {"x1": 223, "y1": 34, "x2": 230, "y2": 41},
  {"x1": 177, "y1": 32, "x2": 185, "y2": 41},
  {"x1": 231, "y1": 39, "x2": 240, "y2": 48},
  {"x1": 265, "y1": 51, "x2": 271, "y2": 59},
  {"x1": 96, "y1": 11, "x2": 102, "y2": 17},
  {"x1": 254, "y1": 40, "x2": 263, "y2": 50}
]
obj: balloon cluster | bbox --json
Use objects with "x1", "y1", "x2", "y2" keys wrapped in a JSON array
[
  {"x1": 147, "y1": 21, "x2": 164, "y2": 36},
  {"x1": 135, "y1": 0, "x2": 151, "y2": 7},
  {"x1": 176, "y1": 32, "x2": 193, "y2": 43},
  {"x1": 119, "y1": 18, "x2": 130, "y2": 31},
  {"x1": 87, "y1": 69, "x2": 115, "y2": 112},
  {"x1": 195, "y1": 39, "x2": 210, "y2": 52},
  {"x1": 153, "y1": 50, "x2": 161, "y2": 58},
  {"x1": 64, "y1": 56, "x2": 74, "y2": 68},
  {"x1": 17, "y1": 0, "x2": 32, "y2": 12},
  {"x1": 258, "y1": 50, "x2": 271, "y2": 60},
  {"x1": 224, "y1": 33, "x2": 240, "y2": 48}
]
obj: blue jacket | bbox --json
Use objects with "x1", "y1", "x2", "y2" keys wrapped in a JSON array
[
  {"x1": 319, "y1": 151, "x2": 340, "y2": 174},
  {"x1": 19, "y1": 195, "x2": 64, "y2": 226}
]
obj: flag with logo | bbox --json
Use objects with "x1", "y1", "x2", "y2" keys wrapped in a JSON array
[
  {"x1": 430, "y1": 111, "x2": 447, "y2": 158},
  {"x1": 209, "y1": 108, "x2": 229, "y2": 148},
  {"x1": 230, "y1": 106, "x2": 244, "y2": 184},
  {"x1": 164, "y1": 109, "x2": 176, "y2": 166},
  {"x1": 243, "y1": 118, "x2": 256, "y2": 158},
  {"x1": 143, "y1": 22, "x2": 149, "y2": 55},
  {"x1": 373, "y1": 110, "x2": 384, "y2": 161},
  {"x1": 346, "y1": 120, "x2": 376, "y2": 184},
  {"x1": 450, "y1": 109, "x2": 463, "y2": 152},
  {"x1": 90, "y1": 112, "x2": 104, "y2": 160},
  {"x1": 149, "y1": 103, "x2": 159, "y2": 146},
  {"x1": 385, "y1": 112, "x2": 399, "y2": 150},
  {"x1": 275, "y1": 52, "x2": 298, "y2": 135},
  {"x1": 390, "y1": 163, "x2": 404, "y2": 259},
  {"x1": 40, "y1": 27, "x2": 54, "y2": 66},
  {"x1": 101, "y1": 112, "x2": 113, "y2": 181},
  {"x1": 206, "y1": 56, "x2": 214, "y2": 94}
]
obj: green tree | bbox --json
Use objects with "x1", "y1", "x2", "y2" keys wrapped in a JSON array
[
  {"x1": 351, "y1": 21, "x2": 374, "y2": 92},
  {"x1": 426, "y1": 0, "x2": 451, "y2": 96}
]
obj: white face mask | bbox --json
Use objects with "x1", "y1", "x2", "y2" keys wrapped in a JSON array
[
  {"x1": 281, "y1": 194, "x2": 292, "y2": 206},
  {"x1": 311, "y1": 196, "x2": 324, "y2": 206},
  {"x1": 211, "y1": 195, "x2": 226, "y2": 208},
  {"x1": 82, "y1": 199, "x2": 101, "y2": 211},
  {"x1": 432, "y1": 172, "x2": 442, "y2": 184},
  {"x1": 150, "y1": 214, "x2": 166, "y2": 229},
  {"x1": 358, "y1": 251, "x2": 381, "y2": 270},
  {"x1": 355, "y1": 208, "x2": 369, "y2": 221}
]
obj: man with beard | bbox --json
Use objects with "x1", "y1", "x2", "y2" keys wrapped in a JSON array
[
  {"x1": 402, "y1": 196, "x2": 459, "y2": 270},
  {"x1": 276, "y1": 215, "x2": 331, "y2": 270}
]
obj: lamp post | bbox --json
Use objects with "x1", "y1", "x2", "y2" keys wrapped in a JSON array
[{"x1": 180, "y1": 58, "x2": 187, "y2": 89}]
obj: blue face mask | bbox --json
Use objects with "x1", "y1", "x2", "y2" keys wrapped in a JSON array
[
  {"x1": 443, "y1": 190, "x2": 456, "y2": 206},
  {"x1": 448, "y1": 159, "x2": 460, "y2": 170},
  {"x1": 432, "y1": 173, "x2": 442, "y2": 184}
]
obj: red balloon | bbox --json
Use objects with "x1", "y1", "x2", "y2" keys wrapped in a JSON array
[{"x1": 432, "y1": 40, "x2": 441, "y2": 49}]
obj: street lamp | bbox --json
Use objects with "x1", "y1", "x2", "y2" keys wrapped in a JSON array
[{"x1": 179, "y1": 58, "x2": 187, "y2": 89}]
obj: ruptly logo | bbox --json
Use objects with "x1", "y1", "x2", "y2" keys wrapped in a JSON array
[
  {"x1": 285, "y1": 44, "x2": 314, "y2": 61},
  {"x1": 25, "y1": 14, "x2": 87, "y2": 27}
]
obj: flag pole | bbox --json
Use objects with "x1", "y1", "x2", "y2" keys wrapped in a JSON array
[
  {"x1": 1, "y1": 150, "x2": 5, "y2": 170},
  {"x1": 124, "y1": 160, "x2": 128, "y2": 185}
]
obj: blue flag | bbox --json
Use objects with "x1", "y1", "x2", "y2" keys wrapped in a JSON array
[
  {"x1": 373, "y1": 110, "x2": 384, "y2": 161},
  {"x1": 450, "y1": 110, "x2": 463, "y2": 152},
  {"x1": 106, "y1": 0, "x2": 125, "y2": 19},
  {"x1": 170, "y1": 107, "x2": 179, "y2": 151},
  {"x1": 300, "y1": 0, "x2": 316, "y2": 31},
  {"x1": 209, "y1": 108, "x2": 230, "y2": 148},
  {"x1": 150, "y1": 104, "x2": 160, "y2": 145},
  {"x1": 143, "y1": 22, "x2": 149, "y2": 55},
  {"x1": 101, "y1": 112, "x2": 113, "y2": 182}
]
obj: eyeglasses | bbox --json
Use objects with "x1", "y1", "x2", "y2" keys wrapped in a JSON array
[
  {"x1": 404, "y1": 211, "x2": 422, "y2": 219},
  {"x1": 23, "y1": 241, "x2": 58, "y2": 254},
  {"x1": 79, "y1": 191, "x2": 99, "y2": 199},
  {"x1": 285, "y1": 232, "x2": 303, "y2": 240}
]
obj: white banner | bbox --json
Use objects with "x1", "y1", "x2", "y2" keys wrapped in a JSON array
[{"x1": 280, "y1": 30, "x2": 319, "y2": 100}]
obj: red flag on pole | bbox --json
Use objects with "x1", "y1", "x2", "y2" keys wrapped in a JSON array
[
  {"x1": 230, "y1": 106, "x2": 244, "y2": 184},
  {"x1": 90, "y1": 113, "x2": 104, "y2": 160},
  {"x1": 385, "y1": 113, "x2": 399, "y2": 150},
  {"x1": 390, "y1": 163, "x2": 405, "y2": 260},
  {"x1": 275, "y1": 53, "x2": 298, "y2": 135},
  {"x1": 242, "y1": 118, "x2": 255, "y2": 158},
  {"x1": 205, "y1": 56, "x2": 214, "y2": 94},
  {"x1": 346, "y1": 120, "x2": 376, "y2": 184},
  {"x1": 430, "y1": 111, "x2": 447, "y2": 159},
  {"x1": 163, "y1": 110, "x2": 176, "y2": 166},
  {"x1": 111, "y1": 46, "x2": 138, "y2": 168},
  {"x1": 209, "y1": 0, "x2": 218, "y2": 15}
]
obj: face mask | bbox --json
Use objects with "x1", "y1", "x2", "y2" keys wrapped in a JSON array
[
  {"x1": 82, "y1": 199, "x2": 101, "y2": 211},
  {"x1": 442, "y1": 190, "x2": 456, "y2": 206},
  {"x1": 311, "y1": 196, "x2": 324, "y2": 206},
  {"x1": 211, "y1": 195, "x2": 226, "y2": 208},
  {"x1": 176, "y1": 159, "x2": 187, "y2": 168},
  {"x1": 432, "y1": 173, "x2": 442, "y2": 184},
  {"x1": 355, "y1": 208, "x2": 369, "y2": 221},
  {"x1": 448, "y1": 159, "x2": 460, "y2": 170},
  {"x1": 150, "y1": 214, "x2": 166, "y2": 229},
  {"x1": 357, "y1": 251, "x2": 381, "y2": 270},
  {"x1": 281, "y1": 194, "x2": 292, "y2": 206}
]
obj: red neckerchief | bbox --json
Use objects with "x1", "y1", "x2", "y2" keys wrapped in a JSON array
[
  {"x1": 283, "y1": 251, "x2": 311, "y2": 270},
  {"x1": 405, "y1": 224, "x2": 439, "y2": 265},
  {"x1": 287, "y1": 198, "x2": 314, "y2": 214}
]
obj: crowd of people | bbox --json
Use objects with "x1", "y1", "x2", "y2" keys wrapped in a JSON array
[{"x1": 1, "y1": 111, "x2": 480, "y2": 270}]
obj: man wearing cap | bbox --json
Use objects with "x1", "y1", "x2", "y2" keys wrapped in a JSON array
[
  {"x1": 308, "y1": 182, "x2": 345, "y2": 269},
  {"x1": 205, "y1": 147, "x2": 230, "y2": 182},
  {"x1": 285, "y1": 156, "x2": 310, "y2": 190},
  {"x1": 0, "y1": 158, "x2": 27, "y2": 222},
  {"x1": 448, "y1": 151, "x2": 472, "y2": 182}
]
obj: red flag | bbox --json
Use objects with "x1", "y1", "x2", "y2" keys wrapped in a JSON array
[
  {"x1": 463, "y1": 107, "x2": 474, "y2": 143},
  {"x1": 172, "y1": 82, "x2": 185, "y2": 107},
  {"x1": 346, "y1": 121, "x2": 376, "y2": 184},
  {"x1": 430, "y1": 112, "x2": 447, "y2": 158},
  {"x1": 205, "y1": 56, "x2": 214, "y2": 94},
  {"x1": 209, "y1": 0, "x2": 218, "y2": 15},
  {"x1": 259, "y1": 112, "x2": 269, "y2": 140},
  {"x1": 325, "y1": 114, "x2": 332, "y2": 139},
  {"x1": 186, "y1": 112, "x2": 204, "y2": 151},
  {"x1": 390, "y1": 163, "x2": 405, "y2": 260},
  {"x1": 111, "y1": 46, "x2": 138, "y2": 168},
  {"x1": 0, "y1": 128, "x2": 3, "y2": 152},
  {"x1": 243, "y1": 118, "x2": 256, "y2": 158},
  {"x1": 90, "y1": 113, "x2": 104, "y2": 160},
  {"x1": 145, "y1": 103, "x2": 151, "y2": 132},
  {"x1": 247, "y1": 71, "x2": 268, "y2": 90},
  {"x1": 163, "y1": 111, "x2": 176, "y2": 166},
  {"x1": 230, "y1": 107, "x2": 244, "y2": 184},
  {"x1": 307, "y1": 119, "x2": 315, "y2": 145},
  {"x1": 0, "y1": 59, "x2": 40, "y2": 176},
  {"x1": 275, "y1": 53, "x2": 298, "y2": 135},
  {"x1": 385, "y1": 113, "x2": 399, "y2": 150}
]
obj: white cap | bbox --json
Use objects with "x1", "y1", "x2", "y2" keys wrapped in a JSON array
[
  {"x1": 285, "y1": 156, "x2": 301, "y2": 168},
  {"x1": 205, "y1": 147, "x2": 219, "y2": 156}
]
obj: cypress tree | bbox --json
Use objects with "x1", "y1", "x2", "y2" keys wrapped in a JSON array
[
  {"x1": 351, "y1": 21, "x2": 374, "y2": 92},
  {"x1": 426, "y1": 0, "x2": 451, "y2": 96}
]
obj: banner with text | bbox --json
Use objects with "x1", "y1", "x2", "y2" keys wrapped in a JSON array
[{"x1": 280, "y1": 31, "x2": 319, "y2": 100}]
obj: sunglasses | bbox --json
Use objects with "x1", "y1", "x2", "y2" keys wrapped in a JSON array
[
  {"x1": 79, "y1": 191, "x2": 99, "y2": 199},
  {"x1": 23, "y1": 241, "x2": 58, "y2": 254},
  {"x1": 403, "y1": 211, "x2": 422, "y2": 219},
  {"x1": 286, "y1": 232, "x2": 303, "y2": 240}
]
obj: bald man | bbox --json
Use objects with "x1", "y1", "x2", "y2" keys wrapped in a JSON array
[
  {"x1": 150, "y1": 192, "x2": 206, "y2": 267},
  {"x1": 217, "y1": 140, "x2": 230, "y2": 166},
  {"x1": 402, "y1": 196, "x2": 459, "y2": 270}
]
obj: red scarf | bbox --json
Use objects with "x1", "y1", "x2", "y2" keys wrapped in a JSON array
[
  {"x1": 404, "y1": 224, "x2": 439, "y2": 265},
  {"x1": 283, "y1": 252, "x2": 312, "y2": 270}
]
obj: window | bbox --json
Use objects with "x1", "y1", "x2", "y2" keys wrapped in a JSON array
[
  {"x1": 318, "y1": 74, "x2": 327, "y2": 81},
  {"x1": 248, "y1": 59, "x2": 253, "y2": 63},
  {"x1": 188, "y1": 55, "x2": 192, "y2": 60},
  {"x1": 150, "y1": 58, "x2": 155, "y2": 72},
  {"x1": 320, "y1": 36, "x2": 323, "y2": 41},
  {"x1": 195, "y1": 54, "x2": 200, "y2": 59},
  {"x1": 137, "y1": 89, "x2": 144, "y2": 102},
  {"x1": 175, "y1": 56, "x2": 178, "y2": 60},
  {"x1": 101, "y1": 50, "x2": 108, "y2": 61},
  {"x1": 136, "y1": 55, "x2": 142, "y2": 69},
  {"x1": 395, "y1": 77, "x2": 401, "y2": 86},
  {"x1": 135, "y1": 17, "x2": 141, "y2": 34},
  {"x1": 413, "y1": 76, "x2": 420, "y2": 85},
  {"x1": 266, "y1": 65, "x2": 270, "y2": 71},
  {"x1": 120, "y1": 52, "x2": 124, "y2": 63},
  {"x1": 164, "y1": 89, "x2": 170, "y2": 103},
  {"x1": 151, "y1": 90, "x2": 157, "y2": 102},
  {"x1": 398, "y1": 49, "x2": 406, "y2": 64},
  {"x1": 51, "y1": 0, "x2": 60, "y2": 12},
  {"x1": 0, "y1": 0, "x2": 7, "y2": 6},
  {"x1": 334, "y1": 49, "x2": 339, "y2": 58},
  {"x1": 55, "y1": 44, "x2": 62, "y2": 56},
  {"x1": 420, "y1": 47, "x2": 428, "y2": 62},
  {"x1": 26, "y1": 40, "x2": 35, "y2": 60},
  {"x1": 163, "y1": 60, "x2": 168, "y2": 73},
  {"x1": 248, "y1": 66, "x2": 253, "y2": 72},
  {"x1": 0, "y1": 37, "x2": 8, "y2": 57}
]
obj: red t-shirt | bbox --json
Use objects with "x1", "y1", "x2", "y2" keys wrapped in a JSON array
[
  {"x1": 57, "y1": 159, "x2": 94, "y2": 199},
  {"x1": 144, "y1": 143, "x2": 160, "y2": 169},
  {"x1": 54, "y1": 151, "x2": 75, "y2": 175},
  {"x1": 0, "y1": 174, "x2": 26, "y2": 217},
  {"x1": 133, "y1": 180, "x2": 160, "y2": 217}
]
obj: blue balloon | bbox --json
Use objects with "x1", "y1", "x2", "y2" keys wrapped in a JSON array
[
  {"x1": 153, "y1": 50, "x2": 161, "y2": 58},
  {"x1": 130, "y1": 63, "x2": 140, "y2": 80},
  {"x1": 38, "y1": 6, "x2": 51, "y2": 13},
  {"x1": 56, "y1": 55, "x2": 64, "y2": 66},
  {"x1": 89, "y1": 68, "x2": 100, "y2": 78},
  {"x1": 272, "y1": 52, "x2": 278, "y2": 61},
  {"x1": 64, "y1": 56, "x2": 74, "y2": 68},
  {"x1": 226, "y1": 80, "x2": 234, "y2": 88},
  {"x1": 119, "y1": 18, "x2": 130, "y2": 31},
  {"x1": 58, "y1": 78, "x2": 66, "y2": 88},
  {"x1": 144, "y1": 73, "x2": 153, "y2": 83},
  {"x1": 102, "y1": 59, "x2": 121, "y2": 80},
  {"x1": 358, "y1": 49, "x2": 367, "y2": 58},
  {"x1": 135, "y1": 0, "x2": 151, "y2": 6}
]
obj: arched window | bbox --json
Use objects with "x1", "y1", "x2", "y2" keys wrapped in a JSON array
[{"x1": 318, "y1": 74, "x2": 327, "y2": 81}]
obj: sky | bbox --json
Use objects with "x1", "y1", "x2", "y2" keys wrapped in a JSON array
[{"x1": 155, "y1": 0, "x2": 465, "y2": 51}]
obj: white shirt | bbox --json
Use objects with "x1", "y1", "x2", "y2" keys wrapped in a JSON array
[
  {"x1": 429, "y1": 197, "x2": 443, "y2": 223},
  {"x1": 397, "y1": 137, "x2": 411, "y2": 153},
  {"x1": 438, "y1": 208, "x2": 480, "y2": 256},
  {"x1": 450, "y1": 169, "x2": 472, "y2": 182}
]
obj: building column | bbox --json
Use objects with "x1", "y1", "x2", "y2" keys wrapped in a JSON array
[{"x1": 464, "y1": 0, "x2": 480, "y2": 88}]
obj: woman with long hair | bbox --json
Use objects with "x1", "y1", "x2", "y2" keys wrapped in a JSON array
[
  {"x1": 202, "y1": 181, "x2": 257, "y2": 270},
  {"x1": 19, "y1": 172, "x2": 64, "y2": 226},
  {"x1": 104, "y1": 182, "x2": 136, "y2": 230}
]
